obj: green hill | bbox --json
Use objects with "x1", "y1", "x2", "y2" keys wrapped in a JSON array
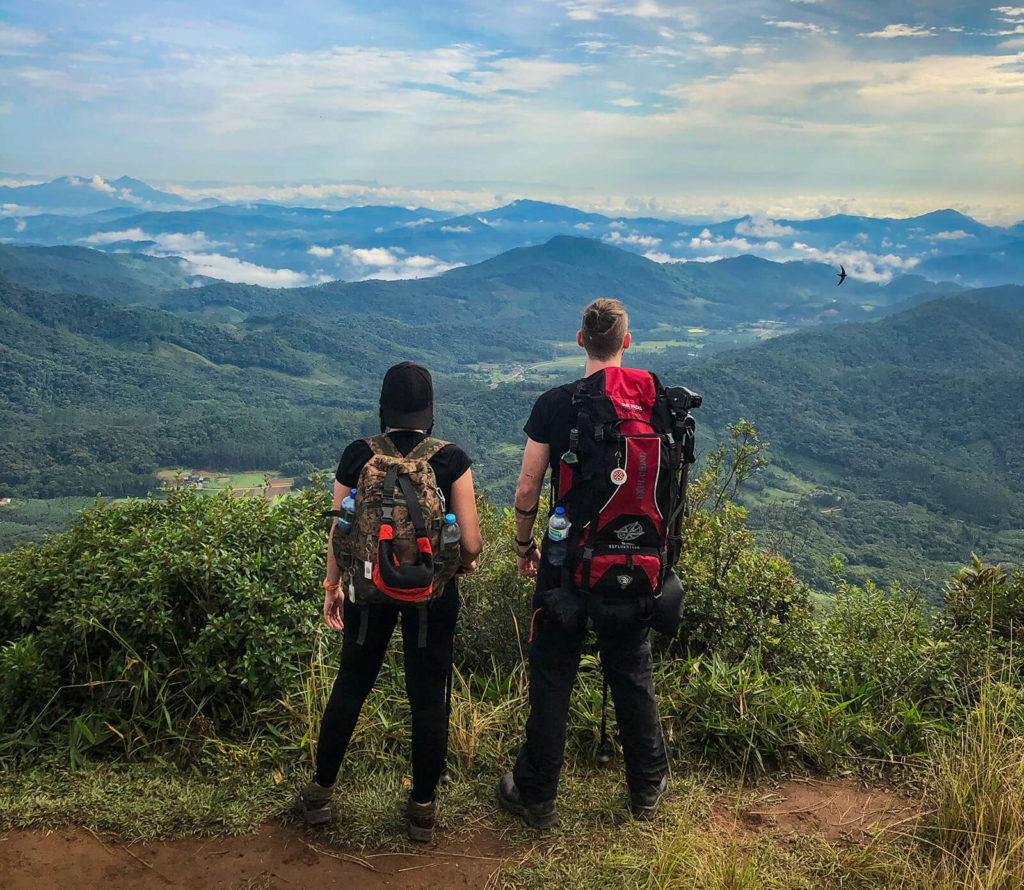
[
  {"x1": 661, "y1": 286, "x2": 1024, "y2": 595},
  {"x1": 0, "y1": 275, "x2": 550, "y2": 500},
  {"x1": 0, "y1": 238, "x2": 955, "y2": 333},
  {"x1": 0, "y1": 244, "x2": 208, "y2": 300}
]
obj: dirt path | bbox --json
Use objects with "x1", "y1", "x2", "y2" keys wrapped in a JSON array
[
  {"x1": 0, "y1": 778, "x2": 929, "y2": 889},
  {"x1": 712, "y1": 777, "x2": 926, "y2": 844},
  {"x1": 0, "y1": 822, "x2": 511, "y2": 890}
]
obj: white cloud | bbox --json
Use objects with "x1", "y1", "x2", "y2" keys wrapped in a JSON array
[
  {"x1": 661, "y1": 52, "x2": 1024, "y2": 135},
  {"x1": 308, "y1": 245, "x2": 334, "y2": 257},
  {"x1": 0, "y1": 23, "x2": 44, "y2": 52},
  {"x1": 574, "y1": 222, "x2": 593, "y2": 230},
  {"x1": 178, "y1": 254, "x2": 313, "y2": 287},
  {"x1": 859, "y1": 24, "x2": 935, "y2": 38},
  {"x1": 467, "y1": 57, "x2": 584, "y2": 94},
  {"x1": 440, "y1": 224, "x2": 471, "y2": 232},
  {"x1": 150, "y1": 232, "x2": 223, "y2": 252},
  {"x1": 80, "y1": 228, "x2": 150, "y2": 244},
  {"x1": 603, "y1": 230, "x2": 661, "y2": 247},
  {"x1": 702, "y1": 45, "x2": 739, "y2": 57},
  {"x1": 89, "y1": 175, "x2": 116, "y2": 194},
  {"x1": 992, "y1": 7, "x2": 1024, "y2": 22},
  {"x1": 789, "y1": 242, "x2": 919, "y2": 283},
  {"x1": 15, "y1": 219, "x2": 26, "y2": 233},
  {"x1": 765, "y1": 20, "x2": 822, "y2": 32},
  {"x1": 333, "y1": 245, "x2": 464, "y2": 280},
  {"x1": 610, "y1": 97, "x2": 642, "y2": 106},
  {"x1": 734, "y1": 216, "x2": 797, "y2": 238},
  {"x1": 167, "y1": 181, "x2": 504, "y2": 217},
  {"x1": 930, "y1": 229, "x2": 974, "y2": 239},
  {"x1": 15, "y1": 67, "x2": 111, "y2": 100},
  {"x1": 690, "y1": 233, "x2": 754, "y2": 251},
  {"x1": 561, "y1": 0, "x2": 697, "y2": 24},
  {"x1": 643, "y1": 250, "x2": 677, "y2": 262},
  {"x1": 80, "y1": 229, "x2": 223, "y2": 252}
]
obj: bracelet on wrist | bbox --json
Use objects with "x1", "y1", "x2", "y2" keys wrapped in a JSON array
[
  {"x1": 516, "y1": 539, "x2": 538, "y2": 558},
  {"x1": 322, "y1": 579, "x2": 341, "y2": 591}
]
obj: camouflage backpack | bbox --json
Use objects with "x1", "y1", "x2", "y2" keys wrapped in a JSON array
[{"x1": 329, "y1": 434, "x2": 460, "y2": 610}]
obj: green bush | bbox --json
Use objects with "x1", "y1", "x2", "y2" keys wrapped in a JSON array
[
  {"x1": 672, "y1": 502, "x2": 813, "y2": 669},
  {"x1": 0, "y1": 481, "x2": 330, "y2": 755}
]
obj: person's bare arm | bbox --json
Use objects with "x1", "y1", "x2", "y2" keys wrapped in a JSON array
[
  {"x1": 449, "y1": 467, "x2": 482, "y2": 571},
  {"x1": 323, "y1": 481, "x2": 346, "y2": 632},
  {"x1": 514, "y1": 438, "x2": 549, "y2": 578}
]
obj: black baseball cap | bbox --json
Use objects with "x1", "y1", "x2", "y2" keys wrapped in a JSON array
[{"x1": 379, "y1": 362, "x2": 434, "y2": 431}]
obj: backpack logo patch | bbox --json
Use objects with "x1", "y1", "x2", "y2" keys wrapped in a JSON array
[
  {"x1": 615, "y1": 521, "x2": 644, "y2": 542},
  {"x1": 617, "y1": 574, "x2": 633, "y2": 589}
]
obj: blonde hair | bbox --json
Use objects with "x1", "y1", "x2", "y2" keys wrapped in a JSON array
[{"x1": 581, "y1": 299, "x2": 628, "y2": 360}]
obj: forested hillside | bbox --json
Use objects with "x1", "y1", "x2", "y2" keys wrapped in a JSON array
[
  {"x1": 1, "y1": 242, "x2": 1020, "y2": 599},
  {"x1": 663, "y1": 286, "x2": 1024, "y2": 594},
  {"x1": 0, "y1": 275, "x2": 549, "y2": 498}
]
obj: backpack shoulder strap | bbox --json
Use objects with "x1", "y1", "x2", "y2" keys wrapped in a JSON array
[
  {"x1": 366, "y1": 434, "x2": 400, "y2": 458},
  {"x1": 407, "y1": 436, "x2": 449, "y2": 462}
]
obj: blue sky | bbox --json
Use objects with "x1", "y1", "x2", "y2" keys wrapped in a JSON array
[{"x1": 1, "y1": 1, "x2": 1022, "y2": 221}]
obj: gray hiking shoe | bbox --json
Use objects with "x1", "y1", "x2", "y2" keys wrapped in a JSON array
[
  {"x1": 630, "y1": 776, "x2": 668, "y2": 821},
  {"x1": 406, "y1": 794, "x2": 437, "y2": 843},
  {"x1": 292, "y1": 780, "x2": 333, "y2": 826},
  {"x1": 497, "y1": 773, "x2": 558, "y2": 829}
]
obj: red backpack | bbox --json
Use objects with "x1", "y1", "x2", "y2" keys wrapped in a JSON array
[{"x1": 554, "y1": 366, "x2": 692, "y2": 631}]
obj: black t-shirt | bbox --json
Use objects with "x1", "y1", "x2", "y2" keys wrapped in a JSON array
[
  {"x1": 335, "y1": 431, "x2": 472, "y2": 507},
  {"x1": 523, "y1": 377, "x2": 590, "y2": 493}
]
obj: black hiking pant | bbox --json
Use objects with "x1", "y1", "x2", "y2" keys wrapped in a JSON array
[
  {"x1": 512, "y1": 565, "x2": 668, "y2": 805},
  {"x1": 314, "y1": 583, "x2": 458, "y2": 804}
]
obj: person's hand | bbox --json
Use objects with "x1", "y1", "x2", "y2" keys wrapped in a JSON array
[
  {"x1": 323, "y1": 587, "x2": 344, "y2": 632},
  {"x1": 516, "y1": 548, "x2": 541, "y2": 578},
  {"x1": 456, "y1": 560, "x2": 477, "y2": 576}
]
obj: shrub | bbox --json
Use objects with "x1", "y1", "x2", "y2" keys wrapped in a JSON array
[{"x1": 0, "y1": 481, "x2": 330, "y2": 756}]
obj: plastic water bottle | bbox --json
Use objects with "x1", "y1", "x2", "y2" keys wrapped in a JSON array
[
  {"x1": 337, "y1": 488, "x2": 356, "y2": 535},
  {"x1": 442, "y1": 513, "x2": 461, "y2": 546},
  {"x1": 547, "y1": 507, "x2": 571, "y2": 566}
]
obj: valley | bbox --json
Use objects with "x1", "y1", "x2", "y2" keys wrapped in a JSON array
[{"x1": 1, "y1": 228, "x2": 1022, "y2": 600}]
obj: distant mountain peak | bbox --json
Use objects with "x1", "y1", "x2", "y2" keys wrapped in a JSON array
[{"x1": 910, "y1": 208, "x2": 977, "y2": 225}]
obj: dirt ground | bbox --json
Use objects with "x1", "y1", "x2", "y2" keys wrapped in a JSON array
[
  {"x1": 0, "y1": 822, "x2": 511, "y2": 890},
  {"x1": 712, "y1": 776, "x2": 926, "y2": 844},
  {"x1": 0, "y1": 779, "x2": 928, "y2": 889}
]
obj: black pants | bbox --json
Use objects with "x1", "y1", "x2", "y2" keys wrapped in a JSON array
[
  {"x1": 314, "y1": 583, "x2": 458, "y2": 804},
  {"x1": 512, "y1": 560, "x2": 667, "y2": 804}
]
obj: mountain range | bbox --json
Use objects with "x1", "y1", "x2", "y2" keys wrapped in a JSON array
[
  {"x1": 0, "y1": 238, "x2": 960, "y2": 337},
  {"x1": 1, "y1": 235, "x2": 1022, "y2": 599},
  {"x1": 2, "y1": 177, "x2": 1021, "y2": 289}
]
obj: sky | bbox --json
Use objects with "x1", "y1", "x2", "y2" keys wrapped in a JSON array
[{"x1": 1, "y1": 0, "x2": 1023, "y2": 222}]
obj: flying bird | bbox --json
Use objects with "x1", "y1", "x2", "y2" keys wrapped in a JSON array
[{"x1": 836, "y1": 265, "x2": 847, "y2": 286}]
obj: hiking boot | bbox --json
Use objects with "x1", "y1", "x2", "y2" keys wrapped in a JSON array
[
  {"x1": 406, "y1": 794, "x2": 437, "y2": 843},
  {"x1": 497, "y1": 773, "x2": 558, "y2": 829},
  {"x1": 630, "y1": 776, "x2": 668, "y2": 821},
  {"x1": 291, "y1": 780, "x2": 333, "y2": 826}
]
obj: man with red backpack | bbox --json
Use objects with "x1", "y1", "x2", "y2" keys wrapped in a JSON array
[{"x1": 498, "y1": 299, "x2": 692, "y2": 827}]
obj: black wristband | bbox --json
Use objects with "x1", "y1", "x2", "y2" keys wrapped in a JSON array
[
  {"x1": 516, "y1": 539, "x2": 538, "y2": 557},
  {"x1": 515, "y1": 503, "x2": 539, "y2": 517}
]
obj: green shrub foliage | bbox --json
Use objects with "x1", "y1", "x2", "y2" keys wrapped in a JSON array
[
  {"x1": 1, "y1": 440, "x2": 1021, "y2": 773},
  {"x1": 0, "y1": 481, "x2": 330, "y2": 753}
]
